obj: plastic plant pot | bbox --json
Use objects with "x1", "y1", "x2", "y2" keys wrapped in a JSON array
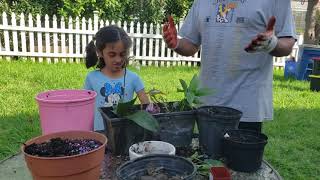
[
  {"x1": 223, "y1": 129, "x2": 268, "y2": 173},
  {"x1": 129, "y1": 141, "x2": 176, "y2": 160},
  {"x1": 116, "y1": 154, "x2": 197, "y2": 180},
  {"x1": 196, "y1": 106, "x2": 242, "y2": 159},
  {"x1": 209, "y1": 167, "x2": 231, "y2": 180},
  {"x1": 309, "y1": 75, "x2": 320, "y2": 91},
  {"x1": 22, "y1": 130, "x2": 107, "y2": 180}
]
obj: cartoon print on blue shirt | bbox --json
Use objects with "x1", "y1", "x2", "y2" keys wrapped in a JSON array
[
  {"x1": 99, "y1": 82, "x2": 123, "y2": 107},
  {"x1": 216, "y1": 2, "x2": 237, "y2": 23}
]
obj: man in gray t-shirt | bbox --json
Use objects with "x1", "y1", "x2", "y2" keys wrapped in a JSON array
[{"x1": 163, "y1": 0, "x2": 296, "y2": 132}]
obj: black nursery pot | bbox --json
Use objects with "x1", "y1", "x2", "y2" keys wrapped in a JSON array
[
  {"x1": 196, "y1": 106, "x2": 242, "y2": 159},
  {"x1": 116, "y1": 154, "x2": 197, "y2": 180},
  {"x1": 309, "y1": 75, "x2": 320, "y2": 92},
  {"x1": 140, "y1": 102, "x2": 196, "y2": 148},
  {"x1": 223, "y1": 129, "x2": 268, "y2": 173},
  {"x1": 99, "y1": 107, "x2": 152, "y2": 156},
  {"x1": 153, "y1": 109, "x2": 196, "y2": 148}
]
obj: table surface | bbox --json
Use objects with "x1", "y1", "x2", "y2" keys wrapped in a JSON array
[{"x1": 0, "y1": 152, "x2": 282, "y2": 180}]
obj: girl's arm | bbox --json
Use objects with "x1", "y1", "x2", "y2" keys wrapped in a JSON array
[{"x1": 136, "y1": 89, "x2": 150, "y2": 104}]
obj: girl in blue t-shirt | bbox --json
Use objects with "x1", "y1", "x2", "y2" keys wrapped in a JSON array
[{"x1": 84, "y1": 25, "x2": 149, "y2": 131}]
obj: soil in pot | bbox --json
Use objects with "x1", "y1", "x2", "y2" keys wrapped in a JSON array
[{"x1": 24, "y1": 137, "x2": 102, "y2": 157}]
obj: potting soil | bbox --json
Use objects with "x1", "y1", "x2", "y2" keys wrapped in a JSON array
[{"x1": 24, "y1": 137, "x2": 102, "y2": 157}]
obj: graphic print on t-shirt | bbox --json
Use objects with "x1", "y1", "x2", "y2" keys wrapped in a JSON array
[
  {"x1": 100, "y1": 82, "x2": 123, "y2": 107},
  {"x1": 215, "y1": 2, "x2": 237, "y2": 23}
]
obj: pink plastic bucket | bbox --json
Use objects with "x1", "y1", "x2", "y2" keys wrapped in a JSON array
[{"x1": 35, "y1": 89, "x2": 97, "y2": 135}]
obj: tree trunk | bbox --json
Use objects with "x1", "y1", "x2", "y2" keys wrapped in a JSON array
[{"x1": 304, "y1": 0, "x2": 320, "y2": 44}]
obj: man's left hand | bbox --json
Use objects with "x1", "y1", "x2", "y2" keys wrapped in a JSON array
[{"x1": 245, "y1": 16, "x2": 278, "y2": 53}]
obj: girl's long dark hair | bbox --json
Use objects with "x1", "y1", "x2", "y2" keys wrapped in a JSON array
[{"x1": 85, "y1": 25, "x2": 132, "y2": 69}]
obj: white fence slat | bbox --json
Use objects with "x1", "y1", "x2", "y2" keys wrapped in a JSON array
[
  {"x1": 105, "y1": 20, "x2": 110, "y2": 26},
  {"x1": 53, "y1": 15, "x2": 59, "y2": 63},
  {"x1": 93, "y1": 11, "x2": 98, "y2": 32},
  {"x1": 28, "y1": 14, "x2": 35, "y2": 62},
  {"x1": 82, "y1": 17, "x2": 87, "y2": 61},
  {"x1": 75, "y1": 17, "x2": 80, "y2": 63},
  {"x1": 149, "y1": 23, "x2": 154, "y2": 57},
  {"x1": 142, "y1": 23, "x2": 147, "y2": 66},
  {"x1": 68, "y1": 16, "x2": 74, "y2": 63},
  {"x1": 12, "y1": 13, "x2": 18, "y2": 53},
  {"x1": 99, "y1": 20, "x2": 104, "y2": 29},
  {"x1": 88, "y1": 18, "x2": 93, "y2": 41},
  {"x1": 36, "y1": 14, "x2": 43, "y2": 62},
  {"x1": 45, "y1": 15, "x2": 51, "y2": 63},
  {"x1": 123, "y1": 21, "x2": 128, "y2": 32},
  {"x1": 129, "y1": 21, "x2": 134, "y2": 58},
  {"x1": 136, "y1": 22, "x2": 141, "y2": 58},
  {"x1": 3, "y1": 12, "x2": 10, "y2": 61},
  {"x1": 61, "y1": 17, "x2": 66, "y2": 63},
  {"x1": 20, "y1": 13, "x2": 27, "y2": 54}
]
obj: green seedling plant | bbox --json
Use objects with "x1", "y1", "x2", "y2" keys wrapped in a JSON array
[
  {"x1": 189, "y1": 152, "x2": 224, "y2": 177},
  {"x1": 177, "y1": 74, "x2": 214, "y2": 111}
]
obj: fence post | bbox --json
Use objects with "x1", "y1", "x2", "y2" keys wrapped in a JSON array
[{"x1": 36, "y1": 14, "x2": 43, "y2": 63}]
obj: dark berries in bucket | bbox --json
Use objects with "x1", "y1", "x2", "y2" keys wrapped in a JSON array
[{"x1": 24, "y1": 138, "x2": 102, "y2": 157}]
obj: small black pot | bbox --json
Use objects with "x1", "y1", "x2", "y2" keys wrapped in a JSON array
[
  {"x1": 116, "y1": 154, "x2": 197, "y2": 180},
  {"x1": 196, "y1": 106, "x2": 242, "y2": 159},
  {"x1": 310, "y1": 75, "x2": 320, "y2": 91},
  {"x1": 223, "y1": 129, "x2": 268, "y2": 172}
]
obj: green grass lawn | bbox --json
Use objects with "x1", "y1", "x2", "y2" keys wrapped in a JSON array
[{"x1": 0, "y1": 60, "x2": 319, "y2": 179}]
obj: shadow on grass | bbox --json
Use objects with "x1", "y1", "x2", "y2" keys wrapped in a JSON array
[
  {"x1": 0, "y1": 113, "x2": 41, "y2": 161},
  {"x1": 263, "y1": 107, "x2": 320, "y2": 179}
]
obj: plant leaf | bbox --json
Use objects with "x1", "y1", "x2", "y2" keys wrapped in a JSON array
[
  {"x1": 189, "y1": 74, "x2": 199, "y2": 92},
  {"x1": 186, "y1": 92, "x2": 195, "y2": 106},
  {"x1": 195, "y1": 88, "x2": 214, "y2": 97},
  {"x1": 179, "y1": 79, "x2": 188, "y2": 92},
  {"x1": 116, "y1": 96, "x2": 137, "y2": 116},
  {"x1": 126, "y1": 110, "x2": 159, "y2": 132}
]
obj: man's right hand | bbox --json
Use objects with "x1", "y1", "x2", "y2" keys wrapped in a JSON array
[{"x1": 162, "y1": 16, "x2": 178, "y2": 49}]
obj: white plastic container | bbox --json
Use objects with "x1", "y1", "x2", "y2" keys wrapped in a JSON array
[{"x1": 129, "y1": 141, "x2": 176, "y2": 160}]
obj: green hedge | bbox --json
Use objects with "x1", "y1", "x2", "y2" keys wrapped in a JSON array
[{"x1": 0, "y1": 0, "x2": 194, "y2": 24}]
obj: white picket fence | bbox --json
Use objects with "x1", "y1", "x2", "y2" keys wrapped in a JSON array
[{"x1": 0, "y1": 12, "x2": 302, "y2": 67}]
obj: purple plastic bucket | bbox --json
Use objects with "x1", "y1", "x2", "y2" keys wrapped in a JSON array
[{"x1": 35, "y1": 89, "x2": 97, "y2": 135}]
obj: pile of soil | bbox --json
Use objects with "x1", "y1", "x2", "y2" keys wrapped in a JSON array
[{"x1": 24, "y1": 137, "x2": 102, "y2": 157}]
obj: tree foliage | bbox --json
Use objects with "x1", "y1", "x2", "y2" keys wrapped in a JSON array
[{"x1": 0, "y1": 0, "x2": 194, "y2": 24}]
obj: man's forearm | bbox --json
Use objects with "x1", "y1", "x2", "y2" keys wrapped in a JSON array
[
  {"x1": 270, "y1": 37, "x2": 296, "y2": 57},
  {"x1": 174, "y1": 38, "x2": 199, "y2": 56}
]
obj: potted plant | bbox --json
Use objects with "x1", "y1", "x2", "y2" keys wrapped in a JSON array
[
  {"x1": 99, "y1": 74, "x2": 213, "y2": 155},
  {"x1": 22, "y1": 130, "x2": 107, "y2": 180}
]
